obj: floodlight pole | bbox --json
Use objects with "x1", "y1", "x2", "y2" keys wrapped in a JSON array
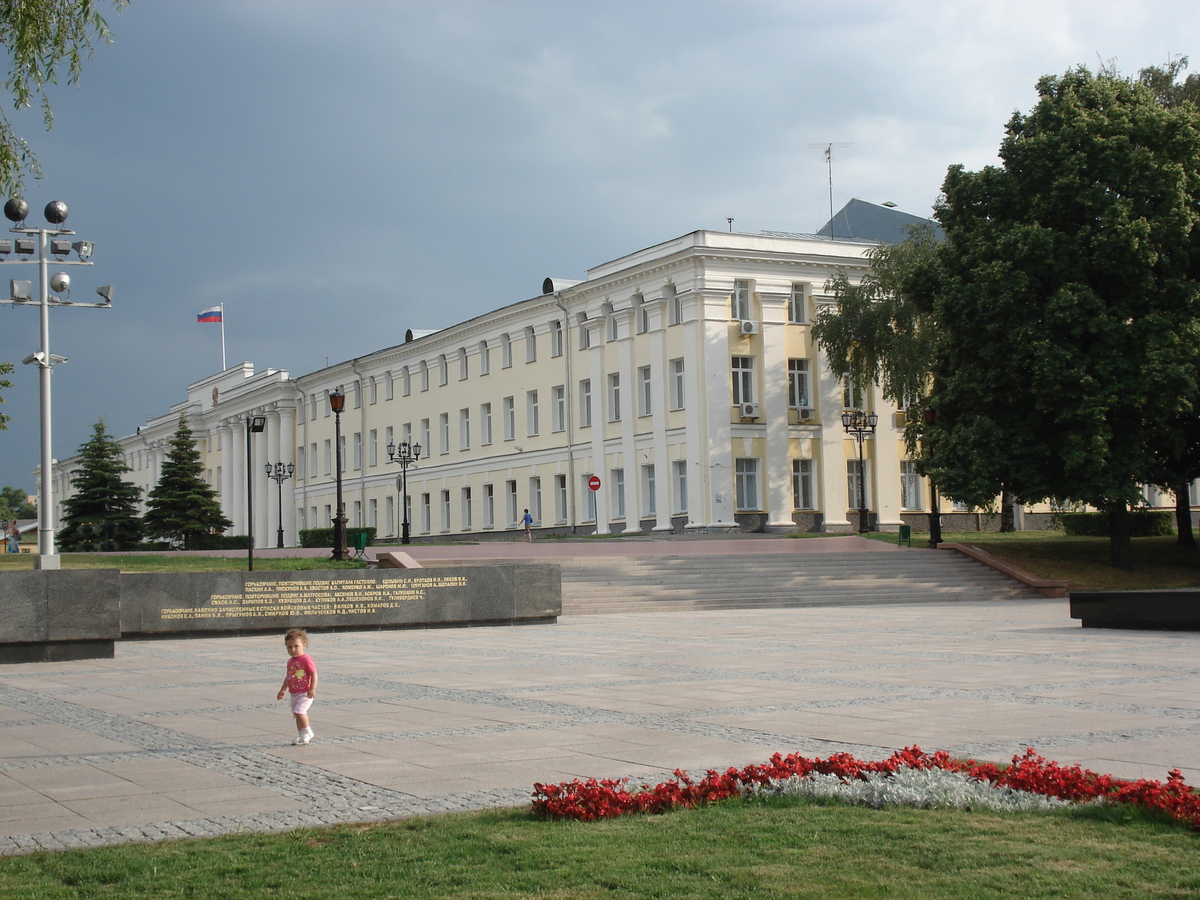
[
  {"x1": 0, "y1": 199, "x2": 106, "y2": 570},
  {"x1": 246, "y1": 415, "x2": 267, "y2": 570}
]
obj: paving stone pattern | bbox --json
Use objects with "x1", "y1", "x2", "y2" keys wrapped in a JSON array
[{"x1": 2, "y1": 600, "x2": 1199, "y2": 854}]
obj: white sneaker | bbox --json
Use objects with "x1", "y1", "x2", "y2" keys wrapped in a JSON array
[
  {"x1": 299, "y1": 729, "x2": 313, "y2": 744},
  {"x1": 291, "y1": 735, "x2": 306, "y2": 745}
]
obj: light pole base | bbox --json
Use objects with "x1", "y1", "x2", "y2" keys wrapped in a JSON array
[{"x1": 35, "y1": 554, "x2": 61, "y2": 571}]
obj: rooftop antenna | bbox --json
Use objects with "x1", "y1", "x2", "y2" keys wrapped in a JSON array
[
  {"x1": 726, "y1": 217, "x2": 733, "y2": 232},
  {"x1": 808, "y1": 142, "x2": 852, "y2": 233}
]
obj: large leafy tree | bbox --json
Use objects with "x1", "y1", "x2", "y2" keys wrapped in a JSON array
[
  {"x1": 0, "y1": 0, "x2": 126, "y2": 196},
  {"x1": 143, "y1": 416, "x2": 230, "y2": 549},
  {"x1": 59, "y1": 418, "x2": 142, "y2": 550},
  {"x1": 921, "y1": 68, "x2": 1200, "y2": 569},
  {"x1": 0, "y1": 484, "x2": 36, "y2": 519}
]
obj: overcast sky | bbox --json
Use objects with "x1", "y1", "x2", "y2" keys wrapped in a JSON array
[{"x1": 0, "y1": 0, "x2": 1196, "y2": 493}]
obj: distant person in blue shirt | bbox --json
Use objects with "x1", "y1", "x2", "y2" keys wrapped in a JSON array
[{"x1": 522, "y1": 509, "x2": 533, "y2": 542}]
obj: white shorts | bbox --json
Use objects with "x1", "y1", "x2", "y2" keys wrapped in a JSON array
[{"x1": 290, "y1": 693, "x2": 313, "y2": 715}]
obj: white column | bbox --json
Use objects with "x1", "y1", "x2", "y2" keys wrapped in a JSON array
[
  {"x1": 699, "y1": 291, "x2": 737, "y2": 528},
  {"x1": 277, "y1": 405, "x2": 298, "y2": 545},
  {"x1": 759, "y1": 290, "x2": 793, "y2": 530},
  {"x1": 586, "y1": 321, "x2": 609, "y2": 533},
  {"x1": 816, "y1": 358, "x2": 851, "y2": 531},
  {"x1": 646, "y1": 298, "x2": 672, "y2": 531}
]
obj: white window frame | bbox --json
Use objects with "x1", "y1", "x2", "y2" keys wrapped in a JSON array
[
  {"x1": 527, "y1": 390, "x2": 539, "y2": 437},
  {"x1": 608, "y1": 373, "x2": 621, "y2": 422},
  {"x1": 670, "y1": 358, "x2": 685, "y2": 410},
  {"x1": 579, "y1": 379, "x2": 592, "y2": 427},
  {"x1": 638, "y1": 365, "x2": 652, "y2": 417},
  {"x1": 732, "y1": 356, "x2": 755, "y2": 405},
  {"x1": 551, "y1": 385, "x2": 565, "y2": 433},
  {"x1": 503, "y1": 396, "x2": 515, "y2": 441},
  {"x1": 673, "y1": 459, "x2": 688, "y2": 514},
  {"x1": 480, "y1": 402, "x2": 493, "y2": 445},
  {"x1": 788, "y1": 283, "x2": 808, "y2": 323},
  {"x1": 900, "y1": 460, "x2": 923, "y2": 511},
  {"x1": 611, "y1": 468, "x2": 626, "y2": 519},
  {"x1": 788, "y1": 358, "x2": 811, "y2": 410},
  {"x1": 732, "y1": 279, "x2": 751, "y2": 320},
  {"x1": 792, "y1": 458, "x2": 815, "y2": 510},
  {"x1": 459, "y1": 408, "x2": 471, "y2": 450}
]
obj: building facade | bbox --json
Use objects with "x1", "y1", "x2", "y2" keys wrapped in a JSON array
[{"x1": 45, "y1": 228, "x2": 1030, "y2": 545}]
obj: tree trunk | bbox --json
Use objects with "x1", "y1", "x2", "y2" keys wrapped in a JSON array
[
  {"x1": 1174, "y1": 480, "x2": 1196, "y2": 547},
  {"x1": 1109, "y1": 501, "x2": 1132, "y2": 571},
  {"x1": 999, "y1": 489, "x2": 1015, "y2": 533}
]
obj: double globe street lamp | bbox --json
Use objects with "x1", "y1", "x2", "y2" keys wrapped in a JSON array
[
  {"x1": 386, "y1": 438, "x2": 421, "y2": 545},
  {"x1": 0, "y1": 199, "x2": 112, "y2": 570},
  {"x1": 841, "y1": 408, "x2": 878, "y2": 534},
  {"x1": 265, "y1": 461, "x2": 294, "y2": 549}
]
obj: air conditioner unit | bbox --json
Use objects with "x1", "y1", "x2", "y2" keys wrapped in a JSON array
[
  {"x1": 798, "y1": 406, "x2": 814, "y2": 422},
  {"x1": 738, "y1": 319, "x2": 759, "y2": 336},
  {"x1": 741, "y1": 402, "x2": 761, "y2": 419}
]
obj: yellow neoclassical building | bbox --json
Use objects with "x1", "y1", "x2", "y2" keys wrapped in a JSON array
[{"x1": 51, "y1": 217, "x2": 1076, "y2": 546}]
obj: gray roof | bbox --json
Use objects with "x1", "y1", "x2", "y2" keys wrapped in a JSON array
[{"x1": 817, "y1": 198, "x2": 943, "y2": 244}]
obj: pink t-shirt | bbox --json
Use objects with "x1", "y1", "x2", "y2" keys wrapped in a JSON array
[{"x1": 285, "y1": 654, "x2": 317, "y2": 695}]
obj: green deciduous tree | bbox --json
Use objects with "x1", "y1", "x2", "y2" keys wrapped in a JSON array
[
  {"x1": 142, "y1": 416, "x2": 231, "y2": 549},
  {"x1": 0, "y1": 484, "x2": 36, "y2": 519},
  {"x1": 59, "y1": 418, "x2": 142, "y2": 550},
  {"x1": 922, "y1": 68, "x2": 1200, "y2": 569},
  {"x1": 0, "y1": 0, "x2": 126, "y2": 196}
]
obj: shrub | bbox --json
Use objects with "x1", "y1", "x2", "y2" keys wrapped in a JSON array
[
  {"x1": 299, "y1": 527, "x2": 376, "y2": 548},
  {"x1": 1057, "y1": 510, "x2": 1173, "y2": 537}
]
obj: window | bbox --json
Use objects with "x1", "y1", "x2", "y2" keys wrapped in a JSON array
[
  {"x1": 732, "y1": 356, "x2": 755, "y2": 405},
  {"x1": 501, "y1": 333, "x2": 513, "y2": 368},
  {"x1": 788, "y1": 283, "x2": 807, "y2": 323},
  {"x1": 847, "y1": 459, "x2": 869, "y2": 511},
  {"x1": 608, "y1": 373, "x2": 621, "y2": 421},
  {"x1": 670, "y1": 288, "x2": 683, "y2": 325},
  {"x1": 481, "y1": 402, "x2": 493, "y2": 445},
  {"x1": 550, "y1": 320, "x2": 563, "y2": 357},
  {"x1": 353, "y1": 433, "x2": 362, "y2": 470},
  {"x1": 310, "y1": 442, "x2": 318, "y2": 478},
  {"x1": 555, "y1": 474, "x2": 568, "y2": 523},
  {"x1": 338, "y1": 435, "x2": 347, "y2": 472},
  {"x1": 529, "y1": 476, "x2": 542, "y2": 524},
  {"x1": 368, "y1": 429, "x2": 377, "y2": 467},
  {"x1": 578, "y1": 313, "x2": 591, "y2": 349},
  {"x1": 732, "y1": 279, "x2": 751, "y2": 320},
  {"x1": 843, "y1": 377, "x2": 865, "y2": 410},
  {"x1": 478, "y1": 340, "x2": 490, "y2": 375},
  {"x1": 297, "y1": 445, "x2": 306, "y2": 481},
  {"x1": 673, "y1": 460, "x2": 688, "y2": 514},
  {"x1": 437, "y1": 354, "x2": 448, "y2": 386},
  {"x1": 385, "y1": 372, "x2": 394, "y2": 400},
  {"x1": 792, "y1": 459, "x2": 814, "y2": 509},
  {"x1": 611, "y1": 468, "x2": 626, "y2": 519},
  {"x1": 638, "y1": 366, "x2": 652, "y2": 417},
  {"x1": 670, "y1": 359, "x2": 685, "y2": 410},
  {"x1": 419, "y1": 361, "x2": 429, "y2": 392},
  {"x1": 401, "y1": 422, "x2": 411, "y2": 447},
  {"x1": 421, "y1": 418, "x2": 431, "y2": 453},
  {"x1": 310, "y1": 393, "x2": 317, "y2": 420},
  {"x1": 506, "y1": 480, "x2": 518, "y2": 526},
  {"x1": 606, "y1": 307, "x2": 618, "y2": 342},
  {"x1": 636, "y1": 298, "x2": 649, "y2": 334},
  {"x1": 579, "y1": 379, "x2": 592, "y2": 427},
  {"x1": 900, "y1": 460, "x2": 923, "y2": 510},
  {"x1": 460, "y1": 408, "x2": 471, "y2": 450},
  {"x1": 440, "y1": 490, "x2": 450, "y2": 532},
  {"x1": 439, "y1": 412, "x2": 449, "y2": 455},
  {"x1": 461, "y1": 487, "x2": 472, "y2": 530},
  {"x1": 353, "y1": 499, "x2": 362, "y2": 527},
  {"x1": 525, "y1": 325, "x2": 537, "y2": 363},
  {"x1": 527, "y1": 390, "x2": 539, "y2": 437},
  {"x1": 582, "y1": 474, "x2": 597, "y2": 521},
  {"x1": 385, "y1": 495, "x2": 394, "y2": 536},
  {"x1": 323, "y1": 440, "x2": 331, "y2": 475},
  {"x1": 384, "y1": 426, "x2": 393, "y2": 461},
  {"x1": 483, "y1": 483, "x2": 495, "y2": 528},
  {"x1": 401, "y1": 366, "x2": 411, "y2": 396},
  {"x1": 503, "y1": 396, "x2": 515, "y2": 441},
  {"x1": 642, "y1": 464, "x2": 656, "y2": 517},
  {"x1": 735, "y1": 458, "x2": 760, "y2": 510},
  {"x1": 323, "y1": 503, "x2": 331, "y2": 524},
  {"x1": 352, "y1": 383, "x2": 361, "y2": 409},
  {"x1": 369, "y1": 498, "x2": 378, "y2": 529},
  {"x1": 788, "y1": 359, "x2": 811, "y2": 410},
  {"x1": 551, "y1": 385, "x2": 565, "y2": 432},
  {"x1": 298, "y1": 507, "x2": 306, "y2": 530},
  {"x1": 324, "y1": 390, "x2": 331, "y2": 417},
  {"x1": 370, "y1": 378, "x2": 378, "y2": 405}
]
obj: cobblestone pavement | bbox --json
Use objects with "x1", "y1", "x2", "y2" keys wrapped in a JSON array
[{"x1": 2, "y1": 600, "x2": 1198, "y2": 854}]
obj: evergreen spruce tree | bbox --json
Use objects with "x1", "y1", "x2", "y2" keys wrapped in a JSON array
[
  {"x1": 59, "y1": 419, "x2": 143, "y2": 551},
  {"x1": 143, "y1": 417, "x2": 231, "y2": 549}
]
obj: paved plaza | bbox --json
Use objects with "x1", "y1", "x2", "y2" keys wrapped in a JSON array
[{"x1": 2, "y1": 588, "x2": 1198, "y2": 855}]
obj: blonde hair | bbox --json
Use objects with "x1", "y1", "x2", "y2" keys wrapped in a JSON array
[{"x1": 284, "y1": 628, "x2": 308, "y2": 645}]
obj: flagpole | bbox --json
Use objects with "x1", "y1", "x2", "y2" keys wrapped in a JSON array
[{"x1": 220, "y1": 303, "x2": 226, "y2": 371}]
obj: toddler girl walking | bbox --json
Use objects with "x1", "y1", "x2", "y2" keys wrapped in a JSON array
[{"x1": 277, "y1": 628, "x2": 318, "y2": 745}]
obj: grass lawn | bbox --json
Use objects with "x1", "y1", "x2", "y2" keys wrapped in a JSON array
[{"x1": 2, "y1": 801, "x2": 1198, "y2": 900}]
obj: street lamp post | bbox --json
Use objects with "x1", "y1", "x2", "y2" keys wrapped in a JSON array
[
  {"x1": 329, "y1": 389, "x2": 348, "y2": 560},
  {"x1": 0, "y1": 199, "x2": 110, "y2": 571},
  {"x1": 246, "y1": 415, "x2": 267, "y2": 570},
  {"x1": 386, "y1": 438, "x2": 421, "y2": 544},
  {"x1": 265, "y1": 461, "x2": 294, "y2": 548},
  {"x1": 841, "y1": 408, "x2": 878, "y2": 534},
  {"x1": 923, "y1": 407, "x2": 942, "y2": 548}
]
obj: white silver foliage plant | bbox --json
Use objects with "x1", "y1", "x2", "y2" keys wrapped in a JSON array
[{"x1": 743, "y1": 767, "x2": 1071, "y2": 814}]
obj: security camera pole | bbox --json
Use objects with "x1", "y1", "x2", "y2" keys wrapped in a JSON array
[{"x1": 0, "y1": 199, "x2": 110, "y2": 570}]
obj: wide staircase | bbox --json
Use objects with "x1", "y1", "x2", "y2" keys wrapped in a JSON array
[{"x1": 554, "y1": 549, "x2": 1046, "y2": 615}]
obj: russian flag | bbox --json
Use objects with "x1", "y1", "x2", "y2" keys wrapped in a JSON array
[{"x1": 197, "y1": 306, "x2": 222, "y2": 323}]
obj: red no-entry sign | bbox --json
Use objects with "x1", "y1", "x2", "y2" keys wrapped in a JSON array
[{"x1": 587, "y1": 475, "x2": 602, "y2": 492}]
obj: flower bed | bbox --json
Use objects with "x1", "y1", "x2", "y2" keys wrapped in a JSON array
[{"x1": 531, "y1": 747, "x2": 1200, "y2": 830}]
